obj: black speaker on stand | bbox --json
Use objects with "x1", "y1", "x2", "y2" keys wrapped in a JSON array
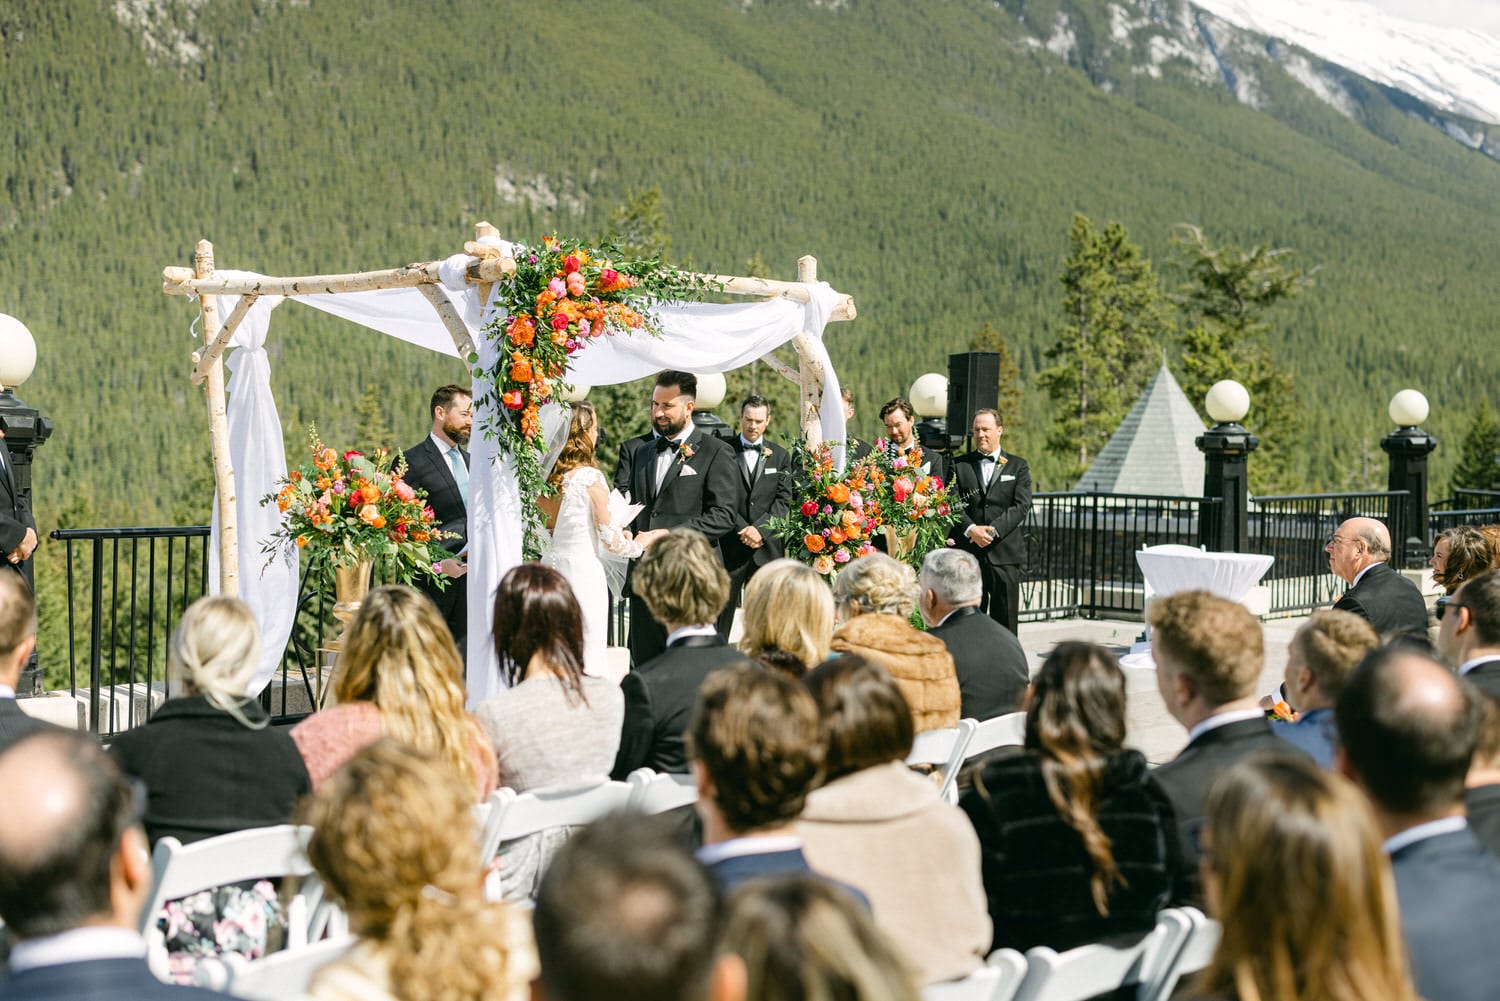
[{"x1": 946, "y1": 352, "x2": 1000, "y2": 452}]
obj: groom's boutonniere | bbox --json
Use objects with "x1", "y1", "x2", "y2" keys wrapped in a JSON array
[{"x1": 676, "y1": 442, "x2": 696, "y2": 466}]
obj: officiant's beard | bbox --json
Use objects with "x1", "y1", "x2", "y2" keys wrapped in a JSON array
[{"x1": 443, "y1": 417, "x2": 471, "y2": 447}]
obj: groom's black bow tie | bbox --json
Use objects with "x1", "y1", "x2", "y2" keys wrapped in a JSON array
[{"x1": 653, "y1": 436, "x2": 674, "y2": 454}]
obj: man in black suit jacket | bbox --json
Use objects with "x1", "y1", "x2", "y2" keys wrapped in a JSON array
[
  {"x1": 1326, "y1": 516, "x2": 1427, "y2": 637},
  {"x1": 1337, "y1": 646, "x2": 1500, "y2": 1001},
  {"x1": 0, "y1": 574, "x2": 54, "y2": 756},
  {"x1": 1437, "y1": 570, "x2": 1500, "y2": 702},
  {"x1": 0, "y1": 435, "x2": 37, "y2": 586},
  {"x1": 612, "y1": 530, "x2": 752, "y2": 779},
  {"x1": 1149, "y1": 590, "x2": 1305, "y2": 902},
  {"x1": 948, "y1": 410, "x2": 1031, "y2": 634},
  {"x1": 716, "y1": 395, "x2": 795, "y2": 637},
  {"x1": 919, "y1": 549, "x2": 1029, "y2": 721},
  {"x1": 614, "y1": 372, "x2": 741, "y2": 667},
  {"x1": 878, "y1": 396, "x2": 949, "y2": 485},
  {"x1": 401, "y1": 385, "x2": 472, "y2": 659},
  {"x1": 0, "y1": 730, "x2": 223, "y2": 1001}
]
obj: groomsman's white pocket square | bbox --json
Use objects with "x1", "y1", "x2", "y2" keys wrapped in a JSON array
[
  {"x1": 679, "y1": 465, "x2": 698, "y2": 476},
  {"x1": 1001, "y1": 474, "x2": 1016, "y2": 482},
  {"x1": 765, "y1": 468, "x2": 778, "y2": 474}
]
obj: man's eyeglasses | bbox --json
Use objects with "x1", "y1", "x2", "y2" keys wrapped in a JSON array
[{"x1": 1436, "y1": 597, "x2": 1461, "y2": 622}]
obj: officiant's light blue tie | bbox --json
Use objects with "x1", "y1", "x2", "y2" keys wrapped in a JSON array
[{"x1": 447, "y1": 446, "x2": 469, "y2": 510}]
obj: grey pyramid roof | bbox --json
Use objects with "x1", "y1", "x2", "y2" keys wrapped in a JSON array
[{"x1": 1075, "y1": 366, "x2": 1206, "y2": 497}]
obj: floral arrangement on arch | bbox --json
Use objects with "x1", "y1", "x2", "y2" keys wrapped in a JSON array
[
  {"x1": 260, "y1": 427, "x2": 454, "y2": 588},
  {"x1": 474, "y1": 235, "x2": 715, "y2": 557}
]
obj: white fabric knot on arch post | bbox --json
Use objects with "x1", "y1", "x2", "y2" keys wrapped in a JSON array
[{"x1": 165, "y1": 229, "x2": 856, "y2": 700}]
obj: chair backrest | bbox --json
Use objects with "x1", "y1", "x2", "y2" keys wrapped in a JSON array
[
  {"x1": 924, "y1": 948, "x2": 1027, "y2": 1001},
  {"x1": 1138, "y1": 907, "x2": 1220, "y2": 1001},
  {"x1": 906, "y1": 719, "x2": 977, "y2": 803},
  {"x1": 1010, "y1": 922, "x2": 1173, "y2": 1001},
  {"x1": 140, "y1": 825, "x2": 315, "y2": 934},
  {"x1": 480, "y1": 780, "x2": 636, "y2": 859},
  {"x1": 966, "y1": 713, "x2": 1027, "y2": 759},
  {"x1": 227, "y1": 934, "x2": 356, "y2": 1000},
  {"x1": 626, "y1": 768, "x2": 699, "y2": 814}
]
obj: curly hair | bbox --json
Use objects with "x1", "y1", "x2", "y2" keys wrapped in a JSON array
[
  {"x1": 832, "y1": 554, "x2": 917, "y2": 619},
  {"x1": 302, "y1": 740, "x2": 522, "y2": 1001},
  {"x1": 1433, "y1": 526, "x2": 1496, "y2": 594},
  {"x1": 546, "y1": 402, "x2": 599, "y2": 492}
]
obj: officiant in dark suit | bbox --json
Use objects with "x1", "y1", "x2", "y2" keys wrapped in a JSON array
[
  {"x1": 949, "y1": 409, "x2": 1031, "y2": 634},
  {"x1": 0, "y1": 434, "x2": 37, "y2": 585},
  {"x1": 402, "y1": 385, "x2": 473, "y2": 660},
  {"x1": 716, "y1": 395, "x2": 794, "y2": 637},
  {"x1": 614, "y1": 371, "x2": 741, "y2": 667}
]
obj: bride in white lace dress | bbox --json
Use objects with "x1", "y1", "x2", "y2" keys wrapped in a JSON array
[{"x1": 538, "y1": 403, "x2": 640, "y2": 679}]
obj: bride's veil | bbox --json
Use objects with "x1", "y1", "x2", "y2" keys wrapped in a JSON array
[{"x1": 539, "y1": 402, "x2": 572, "y2": 481}]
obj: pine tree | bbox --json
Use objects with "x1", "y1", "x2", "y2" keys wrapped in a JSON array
[
  {"x1": 1452, "y1": 399, "x2": 1500, "y2": 504},
  {"x1": 604, "y1": 186, "x2": 672, "y2": 260},
  {"x1": 354, "y1": 384, "x2": 396, "y2": 460},
  {"x1": 1036, "y1": 214, "x2": 1171, "y2": 479}
]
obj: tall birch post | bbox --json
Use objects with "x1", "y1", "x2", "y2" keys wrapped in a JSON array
[
  {"x1": 195, "y1": 240, "x2": 240, "y2": 597},
  {"x1": 794, "y1": 255, "x2": 826, "y2": 448}
]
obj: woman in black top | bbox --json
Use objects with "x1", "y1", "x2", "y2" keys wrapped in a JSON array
[{"x1": 959, "y1": 641, "x2": 1181, "y2": 952}]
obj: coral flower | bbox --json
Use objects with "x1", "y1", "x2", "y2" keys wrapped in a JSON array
[
  {"x1": 393, "y1": 480, "x2": 416, "y2": 502},
  {"x1": 804, "y1": 533, "x2": 826, "y2": 554},
  {"x1": 829, "y1": 528, "x2": 847, "y2": 545},
  {"x1": 812, "y1": 555, "x2": 835, "y2": 576},
  {"x1": 502, "y1": 390, "x2": 525, "y2": 410},
  {"x1": 507, "y1": 315, "x2": 536, "y2": 347},
  {"x1": 510, "y1": 358, "x2": 534, "y2": 383},
  {"x1": 826, "y1": 483, "x2": 851, "y2": 505},
  {"x1": 566, "y1": 271, "x2": 586, "y2": 297},
  {"x1": 358, "y1": 504, "x2": 383, "y2": 527},
  {"x1": 563, "y1": 254, "x2": 581, "y2": 273},
  {"x1": 551, "y1": 313, "x2": 570, "y2": 332}
]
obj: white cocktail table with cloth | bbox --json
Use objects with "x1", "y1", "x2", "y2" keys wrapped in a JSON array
[{"x1": 1119, "y1": 545, "x2": 1275, "y2": 671}]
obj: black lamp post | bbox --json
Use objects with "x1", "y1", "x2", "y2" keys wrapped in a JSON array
[
  {"x1": 1380, "y1": 390, "x2": 1437, "y2": 569},
  {"x1": 0, "y1": 314, "x2": 52, "y2": 697},
  {"x1": 1196, "y1": 381, "x2": 1259, "y2": 553}
]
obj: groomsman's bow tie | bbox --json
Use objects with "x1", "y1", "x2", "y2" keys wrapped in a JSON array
[
  {"x1": 981, "y1": 452, "x2": 1000, "y2": 462},
  {"x1": 737, "y1": 439, "x2": 761, "y2": 452}
]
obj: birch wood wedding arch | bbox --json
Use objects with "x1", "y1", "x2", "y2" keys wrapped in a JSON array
[{"x1": 161, "y1": 221, "x2": 857, "y2": 697}]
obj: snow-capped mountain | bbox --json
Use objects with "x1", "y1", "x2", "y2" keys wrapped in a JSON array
[{"x1": 1190, "y1": 0, "x2": 1500, "y2": 125}]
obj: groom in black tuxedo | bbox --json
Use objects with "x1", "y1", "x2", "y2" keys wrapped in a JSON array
[
  {"x1": 948, "y1": 408, "x2": 1031, "y2": 634},
  {"x1": 402, "y1": 385, "x2": 473, "y2": 660},
  {"x1": 615, "y1": 371, "x2": 741, "y2": 667},
  {"x1": 716, "y1": 394, "x2": 794, "y2": 637}
]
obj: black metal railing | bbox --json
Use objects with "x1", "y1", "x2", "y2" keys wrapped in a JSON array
[
  {"x1": 1433, "y1": 489, "x2": 1500, "y2": 512},
  {"x1": 48, "y1": 527, "x2": 328, "y2": 738}
]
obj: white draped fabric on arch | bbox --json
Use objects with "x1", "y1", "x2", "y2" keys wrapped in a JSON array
[{"x1": 172, "y1": 239, "x2": 851, "y2": 704}]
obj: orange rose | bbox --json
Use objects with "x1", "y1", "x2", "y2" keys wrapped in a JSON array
[
  {"x1": 826, "y1": 482, "x2": 850, "y2": 505},
  {"x1": 510, "y1": 357, "x2": 534, "y2": 383},
  {"x1": 829, "y1": 528, "x2": 847, "y2": 545},
  {"x1": 507, "y1": 315, "x2": 536, "y2": 347},
  {"x1": 358, "y1": 504, "x2": 383, "y2": 527},
  {"x1": 295, "y1": 535, "x2": 308, "y2": 548},
  {"x1": 804, "y1": 533, "x2": 826, "y2": 554}
]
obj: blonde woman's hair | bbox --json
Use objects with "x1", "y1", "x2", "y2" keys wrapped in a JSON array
[
  {"x1": 168, "y1": 596, "x2": 264, "y2": 730},
  {"x1": 1193, "y1": 754, "x2": 1420, "y2": 1001},
  {"x1": 723, "y1": 875, "x2": 920, "y2": 1001},
  {"x1": 635, "y1": 529, "x2": 730, "y2": 628},
  {"x1": 332, "y1": 586, "x2": 486, "y2": 794},
  {"x1": 302, "y1": 739, "x2": 519, "y2": 1001},
  {"x1": 740, "y1": 559, "x2": 834, "y2": 671},
  {"x1": 832, "y1": 554, "x2": 917, "y2": 618}
]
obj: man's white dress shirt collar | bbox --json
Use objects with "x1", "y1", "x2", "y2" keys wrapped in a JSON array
[
  {"x1": 1382, "y1": 816, "x2": 1468, "y2": 856},
  {"x1": 9, "y1": 927, "x2": 147, "y2": 973},
  {"x1": 696, "y1": 834, "x2": 803, "y2": 866},
  {"x1": 1186, "y1": 708, "x2": 1266, "y2": 744},
  {"x1": 1350, "y1": 561, "x2": 1386, "y2": 588}
]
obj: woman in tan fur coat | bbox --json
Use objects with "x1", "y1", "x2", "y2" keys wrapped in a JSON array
[{"x1": 829, "y1": 553, "x2": 960, "y2": 733}]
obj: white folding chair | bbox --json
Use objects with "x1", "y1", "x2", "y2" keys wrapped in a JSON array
[
  {"x1": 1010, "y1": 920, "x2": 1174, "y2": 1001},
  {"x1": 226, "y1": 934, "x2": 356, "y2": 1000},
  {"x1": 140, "y1": 825, "x2": 320, "y2": 976},
  {"x1": 626, "y1": 768, "x2": 699, "y2": 814},
  {"x1": 923, "y1": 949, "x2": 1027, "y2": 1001},
  {"x1": 479, "y1": 780, "x2": 636, "y2": 861},
  {"x1": 965, "y1": 713, "x2": 1027, "y2": 760},
  {"x1": 907, "y1": 720, "x2": 977, "y2": 803},
  {"x1": 1138, "y1": 907, "x2": 1220, "y2": 1001}
]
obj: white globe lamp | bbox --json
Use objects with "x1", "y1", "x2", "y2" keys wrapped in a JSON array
[
  {"x1": 909, "y1": 373, "x2": 948, "y2": 418},
  {"x1": 1388, "y1": 389, "x2": 1429, "y2": 427},
  {"x1": 0, "y1": 314, "x2": 37, "y2": 389},
  {"x1": 558, "y1": 381, "x2": 591, "y2": 403},
  {"x1": 1204, "y1": 380, "x2": 1250, "y2": 425},
  {"x1": 694, "y1": 372, "x2": 727, "y2": 411}
]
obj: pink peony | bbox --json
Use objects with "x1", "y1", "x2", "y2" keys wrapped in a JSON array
[
  {"x1": 893, "y1": 477, "x2": 914, "y2": 502},
  {"x1": 547, "y1": 277, "x2": 566, "y2": 297},
  {"x1": 393, "y1": 480, "x2": 416, "y2": 502},
  {"x1": 578, "y1": 318, "x2": 592, "y2": 338},
  {"x1": 833, "y1": 548, "x2": 851, "y2": 564}
]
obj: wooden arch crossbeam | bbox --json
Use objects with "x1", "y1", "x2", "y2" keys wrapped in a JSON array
[{"x1": 161, "y1": 221, "x2": 858, "y2": 595}]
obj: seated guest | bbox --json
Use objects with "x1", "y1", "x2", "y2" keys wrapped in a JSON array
[
  {"x1": 1270, "y1": 609, "x2": 1379, "y2": 768},
  {"x1": 475, "y1": 564, "x2": 624, "y2": 901},
  {"x1": 1150, "y1": 590, "x2": 1302, "y2": 901},
  {"x1": 1465, "y1": 696, "x2": 1500, "y2": 857},
  {"x1": 721, "y1": 875, "x2": 919, "y2": 1001},
  {"x1": 533, "y1": 812, "x2": 745, "y2": 1001},
  {"x1": 0, "y1": 574, "x2": 56, "y2": 754},
  {"x1": 1436, "y1": 569, "x2": 1500, "y2": 701},
  {"x1": 301, "y1": 739, "x2": 535, "y2": 1001},
  {"x1": 1326, "y1": 517, "x2": 1428, "y2": 636},
  {"x1": 612, "y1": 530, "x2": 753, "y2": 779},
  {"x1": 292, "y1": 586, "x2": 496, "y2": 799},
  {"x1": 109, "y1": 596, "x2": 311, "y2": 981},
  {"x1": 0, "y1": 730, "x2": 223, "y2": 1000},
  {"x1": 1336, "y1": 646, "x2": 1500, "y2": 1001},
  {"x1": 797, "y1": 655, "x2": 989, "y2": 985},
  {"x1": 960, "y1": 642, "x2": 1180, "y2": 953},
  {"x1": 919, "y1": 549, "x2": 1029, "y2": 720},
  {"x1": 829, "y1": 554, "x2": 960, "y2": 733},
  {"x1": 1186, "y1": 754, "x2": 1420, "y2": 1001},
  {"x1": 1431, "y1": 526, "x2": 1495, "y2": 597},
  {"x1": 738, "y1": 559, "x2": 835, "y2": 678},
  {"x1": 689, "y1": 665, "x2": 857, "y2": 898}
]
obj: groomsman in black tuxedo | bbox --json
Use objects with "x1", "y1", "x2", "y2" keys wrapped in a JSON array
[
  {"x1": 0, "y1": 433, "x2": 37, "y2": 585},
  {"x1": 402, "y1": 385, "x2": 473, "y2": 660},
  {"x1": 716, "y1": 395, "x2": 794, "y2": 637},
  {"x1": 949, "y1": 409, "x2": 1031, "y2": 634},
  {"x1": 615, "y1": 371, "x2": 740, "y2": 667},
  {"x1": 879, "y1": 397, "x2": 949, "y2": 484}
]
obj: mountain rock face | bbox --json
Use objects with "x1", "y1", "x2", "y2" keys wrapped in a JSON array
[{"x1": 1009, "y1": 0, "x2": 1500, "y2": 159}]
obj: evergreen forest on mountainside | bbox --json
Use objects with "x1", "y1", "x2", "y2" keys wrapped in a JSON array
[{"x1": 4, "y1": 0, "x2": 1500, "y2": 635}]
